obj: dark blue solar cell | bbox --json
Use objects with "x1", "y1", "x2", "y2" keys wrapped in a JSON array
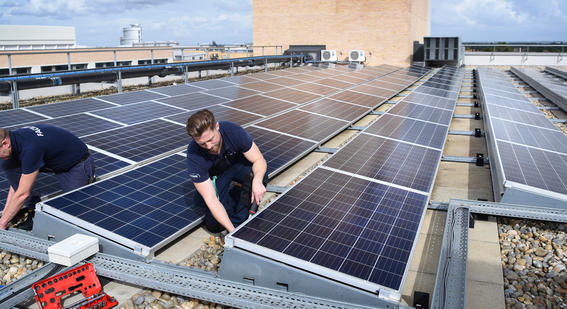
[
  {"x1": 324, "y1": 134, "x2": 440, "y2": 192},
  {"x1": 99, "y1": 90, "x2": 166, "y2": 105},
  {"x1": 7, "y1": 113, "x2": 123, "y2": 138},
  {"x1": 366, "y1": 114, "x2": 448, "y2": 149},
  {"x1": 91, "y1": 101, "x2": 185, "y2": 125},
  {"x1": 232, "y1": 168, "x2": 428, "y2": 291},
  {"x1": 42, "y1": 154, "x2": 203, "y2": 249},
  {"x1": 0, "y1": 108, "x2": 49, "y2": 127},
  {"x1": 246, "y1": 126, "x2": 316, "y2": 176},
  {"x1": 82, "y1": 119, "x2": 189, "y2": 162},
  {"x1": 388, "y1": 101, "x2": 453, "y2": 125},
  {"x1": 27, "y1": 98, "x2": 116, "y2": 118}
]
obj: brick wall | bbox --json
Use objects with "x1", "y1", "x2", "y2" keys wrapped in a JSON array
[{"x1": 253, "y1": 0, "x2": 430, "y2": 67}]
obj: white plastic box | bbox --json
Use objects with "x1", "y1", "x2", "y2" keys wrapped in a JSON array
[{"x1": 47, "y1": 234, "x2": 99, "y2": 266}]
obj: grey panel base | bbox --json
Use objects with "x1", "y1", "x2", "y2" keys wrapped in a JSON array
[
  {"x1": 32, "y1": 210, "x2": 146, "y2": 262},
  {"x1": 218, "y1": 247, "x2": 400, "y2": 308},
  {"x1": 500, "y1": 187, "x2": 567, "y2": 209},
  {"x1": 0, "y1": 263, "x2": 64, "y2": 308}
]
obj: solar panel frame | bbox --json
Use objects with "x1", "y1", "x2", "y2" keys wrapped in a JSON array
[
  {"x1": 246, "y1": 126, "x2": 317, "y2": 177},
  {"x1": 39, "y1": 153, "x2": 203, "y2": 257},
  {"x1": 0, "y1": 109, "x2": 50, "y2": 127},
  {"x1": 7, "y1": 113, "x2": 124, "y2": 138},
  {"x1": 228, "y1": 167, "x2": 429, "y2": 294},
  {"x1": 26, "y1": 98, "x2": 117, "y2": 118},
  {"x1": 82, "y1": 119, "x2": 189, "y2": 162},
  {"x1": 155, "y1": 92, "x2": 229, "y2": 110},
  {"x1": 322, "y1": 133, "x2": 441, "y2": 193},
  {"x1": 98, "y1": 90, "x2": 167, "y2": 105},
  {"x1": 90, "y1": 101, "x2": 186, "y2": 125},
  {"x1": 255, "y1": 110, "x2": 349, "y2": 142}
]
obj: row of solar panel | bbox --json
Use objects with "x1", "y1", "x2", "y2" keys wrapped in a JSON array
[
  {"x1": 477, "y1": 68, "x2": 567, "y2": 197},
  {"x1": 2, "y1": 64, "x2": 399, "y2": 215},
  {"x1": 38, "y1": 64, "x2": 429, "y2": 253},
  {"x1": 230, "y1": 66, "x2": 465, "y2": 295},
  {"x1": 510, "y1": 66, "x2": 567, "y2": 113}
]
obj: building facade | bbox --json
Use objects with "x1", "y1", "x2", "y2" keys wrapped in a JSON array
[
  {"x1": 252, "y1": 0, "x2": 430, "y2": 66},
  {"x1": 0, "y1": 25, "x2": 76, "y2": 50}
]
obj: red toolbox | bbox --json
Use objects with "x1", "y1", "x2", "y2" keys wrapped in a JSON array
[{"x1": 32, "y1": 263, "x2": 117, "y2": 309}]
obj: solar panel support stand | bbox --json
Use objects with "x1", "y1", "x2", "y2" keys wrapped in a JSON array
[
  {"x1": 31, "y1": 210, "x2": 148, "y2": 262},
  {"x1": 218, "y1": 247, "x2": 403, "y2": 308}
]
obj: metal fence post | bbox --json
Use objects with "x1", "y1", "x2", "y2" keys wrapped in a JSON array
[
  {"x1": 264, "y1": 58, "x2": 268, "y2": 72},
  {"x1": 11, "y1": 81, "x2": 19, "y2": 109},
  {"x1": 8, "y1": 54, "x2": 12, "y2": 75},
  {"x1": 114, "y1": 50, "x2": 123, "y2": 93},
  {"x1": 184, "y1": 66, "x2": 189, "y2": 84}
]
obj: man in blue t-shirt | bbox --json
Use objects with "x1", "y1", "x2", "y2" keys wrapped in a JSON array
[
  {"x1": 0, "y1": 125, "x2": 95, "y2": 229},
  {"x1": 186, "y1": 109, "x2": 267, "y2": 233}
]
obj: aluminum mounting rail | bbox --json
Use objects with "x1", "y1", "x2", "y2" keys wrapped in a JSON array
[{"x1": 0, "y1": 230, "x2": 387, "y2": 309}]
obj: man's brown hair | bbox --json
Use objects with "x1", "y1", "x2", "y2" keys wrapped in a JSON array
[
  {"x1": 0, "y1": 128, "x2": 8, "y2": 141},
  {"x1": 186, "y1": 109, "x2": 216, "y2": 138}
]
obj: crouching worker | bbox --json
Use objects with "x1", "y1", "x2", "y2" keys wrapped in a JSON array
[
  {"x1": 186, "y1": 109, "x2": 267, "y2": 233},
  {"x1": 0, "y1": 125, "x2": 95, "y2": 230}
]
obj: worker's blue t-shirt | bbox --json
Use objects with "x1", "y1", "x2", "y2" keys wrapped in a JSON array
[
  {"x1": 1, "y1": 125, "x2": 88, "y2": 174},
  {"x1": 186, "y1": 121, "x2": 253, "y2": 183}
]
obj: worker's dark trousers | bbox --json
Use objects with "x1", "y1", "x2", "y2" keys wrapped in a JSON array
[{"x1": 194, "y1": 161, "x2": 263, "y2": 233}]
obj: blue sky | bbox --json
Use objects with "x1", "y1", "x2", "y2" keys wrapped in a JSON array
[{"x1": 0, "y1": 0, "x2": 565, "y2": 47}]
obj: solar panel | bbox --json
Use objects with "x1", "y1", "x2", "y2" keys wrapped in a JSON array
[
  {"x1": 288, "y1": 73, "x2": 324, "y2": 83},
  {"x1": 98, "y1": 90, "x2": 167, "y2": 105},
  {"x1": 367, "y1": 79, "x2": 408, "y2": 91},
  {"x1": 290, "y1": 83, "x2": 340, "y2": 96},
  {"x1": 0, "y1": 149, "x2": 130, "y2": 203},
  {"x1": 246, "y1": 126, "x2": 316, "y2": 176},
  {"x1": 26, "y1": 98, "x2": 116, "y2": 118},
  {"x1": 413, "y1": 85, "x2": 459, "y2": 101},
  {"x1": 349, "y1": 85, "x2": 398, "y2": 98},
  {"x1": 222, "y1": 95, "x2": 297, "y2": 116},
  {"x1": 255, "y1": 110, "x2": 348, "y2": 142},
  {"x1": 299, "y1": 98, "x2": 370, "y2": 122},
  {"x1": 149, "y1": 84, "x2": 204, "y2": 96},
  {"x1": 486, "y1": 104, "x2": 558, "y2": 130},
  {"x1": 91, "y1": 101, "x2": 186, "y2": 125},
  {"x1": 8, "y1": 113, "x2": 123, "y2": 138},
  {"x1": 201, "y1": 105, "x2": 262, "y2": 126},
  {"x1": 365, "y1": 114, "x2": 448, "y2": 149},
  {"x1": 402, "y1": 92, "x2": 456, "y2": 110},
  {"x1": 330, "y1": 74, "x2": 367, "y2": 84},
  {"x1": 264, "y1": 76, "x2": 304, "y2": 87},
  {"x1": 41, "y1": 154, "x2": 203, "y2": 253},
  {"x1": 376, "y1": 76, "x2": 412, "y2": 87},
  {"x1": 491, "y1": 119, "x2": 567, "y2": 153},
  {"x1": 329, "y1": 90, "x2": 385, "y2": 108},
  {"x1": 483, "y1": 94, "x2": 541, "y2": 113},
  {"x1": 323, "y1": 134, "x2": 440, "y2": 192},
  {"x1": 388, "y1": 101, "x2": 453, "y2": 125},
  {"x1": 314, "y1": 78, "x2": 355, "y2": 89},
  {"x1": 263, "y1": 88, "x2": 322, "y2": 104},
  {"x1": 240, "y1": 81, "x2": 284, "y2": 92},
  {"x1": 156, "y1": 92, "x2": 228, "y2": 110},
  {"x1": 204, "y1": 86, "x2": 259, "y2": 100},
  {"x1": 0, "y1": 109, "x2": 49, "y2": 127},
  {"x1": 497, "y1": 140, "x2": 567, "y2": 195},
  {"x1": 190, "y1": 79, "x2": 235, "y2": 90},
  {"x1": 220, "y1": 75, "x2": 261, "y2": 84},
  {"x1": 82, "y1": 119, "x2": 189, "y2": 162},
  {"x1": 420, "y1": 80, "x2": 461, "y2": 93},
  {"x1": 230, "y1": 167, "x2": 428, "y2": 292}
]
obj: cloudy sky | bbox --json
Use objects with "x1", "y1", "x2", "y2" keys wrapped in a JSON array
[{"x1": 0, "y1": 0, "x2": 565, "y2": 47}]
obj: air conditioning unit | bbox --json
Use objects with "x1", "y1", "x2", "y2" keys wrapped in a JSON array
[
  {"x1": 321, "y1": 50, "x2": 337, "y2": 62},
  {"x1": 349, "y1": 50, "x2": 365, "y2": 62}
]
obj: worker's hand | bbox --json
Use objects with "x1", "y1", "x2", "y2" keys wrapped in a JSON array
[
  {"x1": 0, "y1": 220, "x2": 7, "y2": 230},
  {"x1": 251, "y1": 178, "x2": 266, "y2": 205}
]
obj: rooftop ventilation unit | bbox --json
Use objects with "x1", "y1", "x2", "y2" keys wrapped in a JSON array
[
  {"x1": 321, "y1": 50, "x2": 337, "y2": 62},
  {"x1": 349, "y1": 50, "x2": 365, "y2": 62}
]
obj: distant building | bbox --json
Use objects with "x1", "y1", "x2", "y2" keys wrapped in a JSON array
[
  {"x1": 0, "y1": 25, "x2": 76, "y2": 50},
  {"x1": 252, "y1": 0, "x2": 430, "y2": 66},
  {"x1": 120, "y1": 24, "x2": 142, "y2": 47}
]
